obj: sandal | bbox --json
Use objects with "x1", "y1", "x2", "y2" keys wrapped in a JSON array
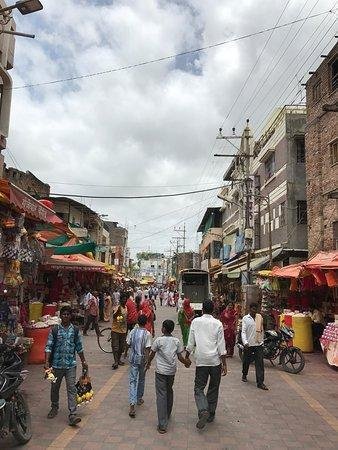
[
  {"x1": 129, "y1": 405, "x2": 136, "y2": 418},
  {"x1": 137, "y1": 399, "x2": 144, "y2": 405},
  {"x1": 157, "y1": 426, "x2": 167, "y2": 434},
  {"x1": 112, "y1": 364, "x2": 118, "y2": 370}
]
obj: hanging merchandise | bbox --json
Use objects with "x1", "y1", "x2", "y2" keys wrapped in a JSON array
[
  {"x1": 4, "y1": 260, "x2": 23, "y2": 287},
  {"x1": 290, "y1": 278, "x2": 298, "y2": 291},
  {"x1": 325, "y1": 271, "x2": 338, "y2": 288}
]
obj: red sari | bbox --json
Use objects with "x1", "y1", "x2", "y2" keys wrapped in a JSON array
[
  {"x1": 220, "y1": 307, "x2": 237, "y2": 356},
  {"x1": 139, "y1": 300, "x2": 154, "y2": 336}
]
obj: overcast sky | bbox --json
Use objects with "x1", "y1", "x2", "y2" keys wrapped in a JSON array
[{"x1": 6, "y1": 0, "x2": 336, "y2": 258}]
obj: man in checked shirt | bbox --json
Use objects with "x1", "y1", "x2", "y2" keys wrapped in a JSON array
[{"x1": 45, "y1": 305, "x2": 88, "y2": 426}]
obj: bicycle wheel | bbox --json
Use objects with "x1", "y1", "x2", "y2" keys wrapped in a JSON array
[{"x1": 98, "y1": 327, "x2": 113, "y2": 353}]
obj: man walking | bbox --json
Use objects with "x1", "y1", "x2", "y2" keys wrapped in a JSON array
[
  {"x1": 126, "y1": 314, "x2": 152, "y2": 418},
  {"x1": 45, "y1": 305, "x2": 88, "y2": 426},
  {"x1": 111, "y1": 294, "x2": 128, "y2": 369},
  {"x1": 83, "y1": 291, "x2": 102, "y2": 337},
  {"x1": 241, "y1": 302, "x2": 268, "y2": 390},
  {"x1": 186, "y1": 300, "x2": 227, "y2": 429}
]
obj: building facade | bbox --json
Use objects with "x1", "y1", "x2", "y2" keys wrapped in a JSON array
[
  {"x1": 137, "y1": 253, "x2": 166, "y2": 284},
  {"x1": 0, "y1": 0, "x2": 15, "y2": 161},
  {"x1": 220, "y1": 106, "x2": 308, "y2": 277},
  {"x1": 305, "y1": 42, "x2": 338, "y2": 253},
  {"x1": 197, "y1": 208, "x2": 222, "y2": 272},
  {"x1": 3, "y1": 167, "x2": 50, "y2": 197}
]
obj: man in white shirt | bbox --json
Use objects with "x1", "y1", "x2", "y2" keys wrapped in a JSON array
[
  {"x1": 186, "y1": 301, "x2": 227, "y2": 429},
  {"x1": 241, "y1": 302, "x2": 268, "y2": 390}
]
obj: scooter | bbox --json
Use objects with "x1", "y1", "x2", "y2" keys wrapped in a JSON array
[{"x1": 0, "y1": 341, "x2": 32, "y2": 444}]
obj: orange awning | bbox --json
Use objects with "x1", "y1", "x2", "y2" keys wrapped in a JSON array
[
  {"x1": 306, "y1": 251, "x2": 338, "y2": 269},
  {"x1": 43, "y1": 254, "x2": 106, "y2": 272},
  {"x1": 271, "y1": 263, "x2": 309, "y2": 278}
]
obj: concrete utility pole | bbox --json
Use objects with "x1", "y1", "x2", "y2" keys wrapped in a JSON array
[{"x1": 173, "y1": 224, "x2": 186, "y2": 271}]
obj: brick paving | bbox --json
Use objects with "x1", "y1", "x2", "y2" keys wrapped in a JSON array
[{"x1": 2, "y1": 305, "x2": 338, "y2": 449}]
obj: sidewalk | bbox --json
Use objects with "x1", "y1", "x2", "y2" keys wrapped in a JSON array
[{"x1": 3, "y1": 305, "x2": 338, "y2": 449}]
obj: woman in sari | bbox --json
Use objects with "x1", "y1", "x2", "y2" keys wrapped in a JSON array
[
  {"x1": 103, "y1": 292, "x2": 112, "y2": 322},
  {"x1": 220, "y1": 302, "x2": 237, "y2": 357},
  {"x1": 139, "y1": 296, "x2": 154, "y2": 337},
  {"x1": 178, "y1": 298, "x2": 194, "y2": 347}
]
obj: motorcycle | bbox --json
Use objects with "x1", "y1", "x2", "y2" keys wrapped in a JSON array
[
  {"x1": 237, "y1": 324, "x2": 305, "y2": 374},
  {"x1": 0, "y1": 341, "x2": 32, "y2": 444}
]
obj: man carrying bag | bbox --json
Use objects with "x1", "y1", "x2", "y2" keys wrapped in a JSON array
[{"x1": 45, "y1": 305, "x2": 88, "y2": 426}]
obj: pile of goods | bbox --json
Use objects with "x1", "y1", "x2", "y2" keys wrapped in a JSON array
[{"x1": 76, "y1": 373, "x2": 94, "y2": 406}]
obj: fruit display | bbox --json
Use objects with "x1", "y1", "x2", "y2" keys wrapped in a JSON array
[{"x1": 76, "y1": 373, "x2": 94, "y2": 406}]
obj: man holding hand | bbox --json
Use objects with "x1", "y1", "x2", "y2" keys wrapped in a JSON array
[{"x1": 186, "y1": 300, "x2": 227, "y2": 430}]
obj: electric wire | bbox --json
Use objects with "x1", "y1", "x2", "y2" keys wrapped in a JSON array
[
  {"x1": 219, "y1": 0, "x2": 292, "y2": 129},
  {"x1": 9, "y1": 9, "x2": 335, "y2": 91},
  {"x1": 233, "y1": 0, "x2": 314, "y2": 127},
  {"x1": 49, "y1": 184, "x2": 226, "y2": 199},
  {"x1": 253, "y1": 26, "x2": 337, "y2": 134}
]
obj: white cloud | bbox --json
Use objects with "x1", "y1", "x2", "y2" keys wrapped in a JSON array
[{"x1": 6, "y1": 0, "x2": 335, "y2": 256}]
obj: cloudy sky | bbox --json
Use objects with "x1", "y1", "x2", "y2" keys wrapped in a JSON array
[{"x1": 6, "y1": 0, "x2": 336, "y2": 257}]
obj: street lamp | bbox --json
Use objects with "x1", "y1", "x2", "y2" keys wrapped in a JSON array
[
  {"x1": 0, "y1": 0, "x2": 43, "y2": 15},
  {"x1": 0, "y1": 0, "x2": 43, "y2": 38}
]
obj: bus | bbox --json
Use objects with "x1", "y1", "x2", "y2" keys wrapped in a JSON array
[{"x1": 178, "y1": 269, "x2": 210, "y2": 313}]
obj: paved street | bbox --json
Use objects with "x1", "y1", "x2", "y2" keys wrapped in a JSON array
[{"x1": 3, "y1": 305, "x2": 338, "y2": 450}]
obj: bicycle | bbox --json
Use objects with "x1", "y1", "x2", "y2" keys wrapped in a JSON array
[{"x1": 97, "y1": 327, "x2": 113, "y2": 353}]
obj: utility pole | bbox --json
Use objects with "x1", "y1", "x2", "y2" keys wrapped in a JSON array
[
  {"x1": 243, "y1": 119, "x2": 254, "y2": 284},
  {"x1": 173, "y1": 225, "x2": 186, "y2": 272}
]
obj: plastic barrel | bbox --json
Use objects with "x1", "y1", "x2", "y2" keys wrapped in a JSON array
[
  {"x1": 42, "y1": 304, "x2": 57, "y2": 317},
  {"x1": 292, "y1": 316, "x2": 313, "y2": 352},
  {"x1": 25, "y1": 326, "x2": 51, "y2": 364},
  {"x1": 29, "y1": 302, "x2": 43, "y2": 322}
]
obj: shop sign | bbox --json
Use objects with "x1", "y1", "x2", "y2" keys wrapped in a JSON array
[{"x1": 9, "y1": 184, "x2": 62, "y2": 224}]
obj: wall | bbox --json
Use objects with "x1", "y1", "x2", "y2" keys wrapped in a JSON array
[
  {"x1": 3, "y1": 167, "x2": 50, "y2": 197},
  {"x1": 305, "y1": 42, "x2": 338, "y2": 253}
]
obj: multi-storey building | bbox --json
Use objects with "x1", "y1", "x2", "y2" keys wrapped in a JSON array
[
  {"x1": 305, "y1": 42, "x2": 338, "y2": 253},
  {"x1": 104, "y1": 221, "x2": 128, "y2": 271},
  {"x1": 138, "y1": 253, "x2": 166, "y2": 284},
  {"x1": 197, "y1": 207, "x2": 222, "y2": 273},
  {"x1": 220, "y1": 106, "x2": 309, "y2": 279}
]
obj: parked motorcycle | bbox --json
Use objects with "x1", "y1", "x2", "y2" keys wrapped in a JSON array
[
  {"x1": 0, "y1": 342, "x2": 32, "y2": 444},
  {"x1": 238, "y1": 324, "x2": 305, "y2": 374}
]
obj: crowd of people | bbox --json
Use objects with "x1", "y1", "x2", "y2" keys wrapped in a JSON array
[{"x1": 44, "y1": 286, "x2": 268, "y2": 433}]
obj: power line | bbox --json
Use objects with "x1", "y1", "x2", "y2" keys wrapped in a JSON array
[
  {"x1": 9, "y1": 9, "x2": 336, "y2": 91},
  {"x1": 48, "y1": 181, "x2": 217, "y2": 188},
  {"x1": 50, "y1": 184, "x2": 226, "y2": 199},
  {"x1": 220, "y1": 0, "x2": 292, "y2": 128},
  {"x1": 253, "y1": 27, "x2": 336, "y2": 134},
  {"x1": 233, "y1": 0, "x2": 315, "y2": 127}
]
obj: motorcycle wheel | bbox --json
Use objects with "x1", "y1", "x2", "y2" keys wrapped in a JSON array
[
  {"x1": 281, "y1": 347, "x2": 305, "y2": 374},
  {"x1": 11, "y1": 392, "x2": 32, "y2": 444}
]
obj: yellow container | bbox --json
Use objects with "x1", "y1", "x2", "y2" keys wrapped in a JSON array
[
  {"x1": 292, "y1": 315, "x2": 313, "y2": 353},
  {"x1": 29, "y1": 302, "x2": 43, "y2": 322}
]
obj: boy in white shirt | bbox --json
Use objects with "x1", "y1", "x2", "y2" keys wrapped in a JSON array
[{"x1": 146, "y1": 320, "x2": 190, "y2": 433}]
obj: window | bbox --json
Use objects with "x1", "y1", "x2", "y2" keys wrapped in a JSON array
[
  {"x1": 331, "y1": 58, "x2": 338, "y2": 91},
  {"x1": 280, "y1": 202, "x2": 286, "y2": 227},
  {"x1": 295, "y1": 137, "x2": 305, "y2": 163},
  {"x1": 297, "y1": 201, "x2": 307, "y2": 224},
  {"x1": 330, "y1": 140, "x2": 338, "y2": 165},
  {"x1": 265, "y1": 153, "x2": 275, "y2": 180},
  {"x1": 312, "y1": 80, "x2": 322, "y2": 102}
]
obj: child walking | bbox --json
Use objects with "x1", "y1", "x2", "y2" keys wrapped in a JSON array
[
  {"x1": 126, "y1": 314, "x2": 152, "y2": 418},
  {"x1": 146, "y1": 319, "x2": 190, "y2": 433}
]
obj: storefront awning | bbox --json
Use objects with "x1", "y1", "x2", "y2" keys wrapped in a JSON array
[
  {"x1": 43, "y1": 254, "x2": 106, "y2": 272},
  {"x1": 306, "y1": 251, "x2": 338, "y2": 269},
  {"x1": 222, "y1": 248, "x2": 284, "y2": 278},
  {"x1": 0, "y1": 180, "x2": 63, "y2": 225}
]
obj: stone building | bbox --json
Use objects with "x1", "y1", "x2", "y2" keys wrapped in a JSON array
[
  {"x1": 305, "y1": 42, "x2": 338, "y2": 253},
  {"x1": 3, "y1": 166, "x2": 50, "y2": 197},
  {"x1": 104, "y1": 221, "x2": 128, "y2": 271}
]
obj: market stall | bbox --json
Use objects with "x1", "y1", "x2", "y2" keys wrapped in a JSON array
[
  {"x1": 262, "y1": 251, "x2": 338, "y2": 364},
  {"x1": 0, "y1": 180, "x2": 64, "y2": 361}
]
